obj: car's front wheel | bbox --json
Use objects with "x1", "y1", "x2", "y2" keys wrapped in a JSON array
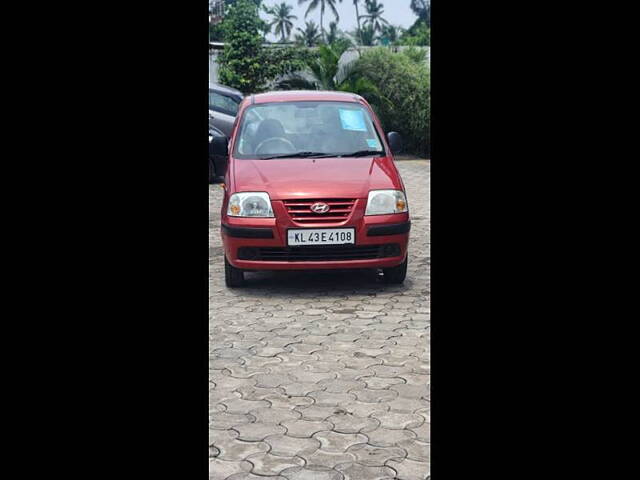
[
  {"x1": 383, "y1": 257, "x2": 407, "y2": 284},
  {"x1": 225, "y1": 256, "x2": 244, "y2": 288}
]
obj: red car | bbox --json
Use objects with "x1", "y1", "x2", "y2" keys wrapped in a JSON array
[{"x1": 211, "y1": 91, "x2": 410, "y2": 287}]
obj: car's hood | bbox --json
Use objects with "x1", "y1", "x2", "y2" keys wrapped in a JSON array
[{"x1": 232, "y1": 156, "x2": 402, "y2": 199}]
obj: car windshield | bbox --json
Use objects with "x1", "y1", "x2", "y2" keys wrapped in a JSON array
[{"x1": 233, "y1": 101, "x2": 385, "y2": 159}]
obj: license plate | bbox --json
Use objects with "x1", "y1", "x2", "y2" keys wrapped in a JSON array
[{"x1": 287, "y1": 228, "x2": 355, "y2": 246}]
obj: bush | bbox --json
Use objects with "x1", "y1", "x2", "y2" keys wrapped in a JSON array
[{"x1": 351, "y1": 48, "x2": 430, "y2": 156}]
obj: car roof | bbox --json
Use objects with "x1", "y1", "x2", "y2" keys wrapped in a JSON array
[
  {"x1": 209, "y1": 82, "x2": 243, "y2": 100},
  {"x1": 250, "y1": 90, "x2": 363, "y2": 104}
]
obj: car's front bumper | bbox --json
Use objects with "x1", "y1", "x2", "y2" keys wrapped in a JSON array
[{"x1": 221, "y1": 213, "x2": 410, "y2": 271}]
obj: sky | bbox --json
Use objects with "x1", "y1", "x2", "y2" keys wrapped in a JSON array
[{"x1": 260, "y1": 0, "x2": 419, "y2": 42}]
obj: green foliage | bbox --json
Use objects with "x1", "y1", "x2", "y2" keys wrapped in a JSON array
[
  {"x1": 295, "y1": 20, "x2": 322, "y2": 46},
  {"x1": 354, "y1": 24, "x2": 377, "y2": 46},
  {"x1": 360, "y1": 0, "x2": 389, "y2": 34},
  {"x1": 401, "y1": 19, "x2": 430, "y2": 46},
  {"x1": 380, "y1": 24, "x2": 402, "y2": 46},
  {"x1": 209, "y1": 22, "x2": 225, "y2": 42},
  {"x1": 410, "y1": 0, "x2": 430, "y2": 24},
  {"x1": 218, "y1": 0, "x2": 265, "y2": 93},
  {"x1": 298, "y1": 0, "x2": 341, "y2": 42},
  {"x1": 401, "y1": 46, "x2": 427, "y2": 64},
  {"x1": 351, "y1": 47, "x2": 430, "y2": 156},
  {"x1": 263, "y1": 46, "x2": 315, "y2": 82},
  {"x1": 218, "y1": 0, "x2": 309, "y2": 93}
]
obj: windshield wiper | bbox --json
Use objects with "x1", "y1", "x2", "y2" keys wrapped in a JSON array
[
  {"x1": 261, "y1": 151, "x2": 335, "y2": 159},
  {"x1": 337, "y1": 150, "x2": 385, "y2": 157}
]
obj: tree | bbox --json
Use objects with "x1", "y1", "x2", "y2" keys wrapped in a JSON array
[
  {"x1": 218, "y1": 0, "x2": 265, "y2": 92},
  {"x1": 401, "y1": 19, "x2": 430, "y2": 46},
  {"x1": 380, "y1": 24, "x2": 401, "y2": 45},
  {"x1": 265, "y1": 2, "x2": 297, "y2": 43},
  {"x1": 354, "y1": 23, "x2": 377, "y2": 46},
  {"x1": 298, "y1": 0, "x2": 340, "y2": 43},
  {"x1": 359, "y1": 0, "x2": 389, "y2": 34},
  {"x1": 352, "y1": 0, "x2": 364, "y2": 46},
  {"x1": 219, "y1": 0, "x2": 307, "y2": 92},
  {"x1": 326, "y1": 21, "x2": 339, "y2": 44},
  {"x1": 295, "y1": 20, "x2": 322, "y2": 46},
  {"x1": 410, "y1": 0, "x2": 430, "y2": 24}
]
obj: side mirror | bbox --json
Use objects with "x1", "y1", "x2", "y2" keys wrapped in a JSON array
[
  {"x1": 387, "y1": 132, "x2": 403, "y2": 154},
  {"x1": 211, "y1": 134, "x2": 228, "y2": 157},
  {"x1": 210, "y1": 134, "x2": 229, "y2": 176}
]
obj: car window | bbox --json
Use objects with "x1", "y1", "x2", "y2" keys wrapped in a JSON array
[
  {"x1": 209, "y1": 91, "x2": 239, "y2": 116},
  {"x1": 234, "y1": 101, "x2": 384, "y2": 158}
]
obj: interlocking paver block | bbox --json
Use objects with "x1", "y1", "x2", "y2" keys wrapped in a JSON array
[
  {"x1": 296, "y1": 405, "x2": 341, "y2": 421},
  {"x1": 397, "y1": 439, "x2": 430, "y2": 462},
  {"x1": 335, "y1": 462, "x2": 397, "y2": 480},
  {"x1": 351, "y1": 388, "x2": 398, "y2": 403},
  {"x1": 346, "y1": 443, "x2": 406, "y2": 466},
  {"x1": 342, "y1": 401, "x2": 390, "y2": 418},
  {"x1": 364, "y1": 377, "x2": 406, "y2": 390},
  {"x1": 312, "y1": 431, "x2": 368, "y2": 453},
  {"x1": 209, "y1": 458, "x2": 251, "y2": 480},
  {"x1": 303, "y1": 450, "x2": 358, "y2": 469},
  {"x1": 213, "y1": 431, "x2": 270, "y2": 462},
  {"x1": 233, "y1": 422, "x2": 286, "y2": 442},
  {"x1": 280, "y1": 466, "x2": 344, "y2": 480},
  {"x1": 226, "y1": 472, "x2": 286, "y2": 480},
  {"x1": 249, "y1": 407, "x2": 301, "y2": 424},
  {"x1": 253, "y1": 373, "x2": 296, "y2": 388},
  {"x1": 221, "y1": 398, "x2": 271, "y2": 415},
  {"x1": 245, "y1": 453, "x2": 305, "y2": 476},
  {"x1": 365, "y1": 427, "x2": 417, "y2": 447},
  {"x1": 264, "y1": 434, "x2": 321, "y2": 457},
  {"x1": 326, "y1": 413, "x2": 380, "y2": 433},
  {"x1": 372, "y1": 412, "x2": 424, "y2": 430},
  {"x1": 210, "y1": 412, "x2": 254, "y2": 430},
  {"x1": 386, "y1": 457, "x2": 430, "y2": 480},
  {"x1": 407, "y1": 421, "x2": 431, "y2": 443},
  {"x1": 317, "y1": 379, "x2": 365, "y2": 393},
  {"x1": 291, "y1": 371, "x2": 337, "y2": 384},
  {"x1": 263, "y1": 393, "x2": 314, "y2": 409},
  {"x1": 281, "y1": 419, "x2": 333, "y2": 438},
  {"x1": 308, "y1": 391, "x2": 357, "y2": 406}
]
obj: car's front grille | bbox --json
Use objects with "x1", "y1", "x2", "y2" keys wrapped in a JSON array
[
  {"x1": 237, "y1": 244, "x2": 401, "y2": 262},
  {"x1": 283, "y1": 198, "x2": 356, "y2": 224}
]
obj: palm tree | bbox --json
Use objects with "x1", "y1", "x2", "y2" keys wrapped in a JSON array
[
  {"x1": 380, "y1": 24, "x2": 401, "y2": 45},
  {"x1": 295, "y1": 20, "x2": 322, "y2": 46},
  {"x1": 298, "y1": 0, "x2": 340, "y2": 43},
  {"x1": 265, "y1": 2, "x2": 298, "y2": 43},
  {"x1": 354, "y1": 23, "x2": 377, "y2": 46},
  {"x1": 352, "y1": 0, "x2": 364, "y2": 45},
  {"x1": 326, "y1": 21, "x2": 339, "y2": 44},
  {"x1": 359, "y1": 0, "x2": 389, "y2": 34}
]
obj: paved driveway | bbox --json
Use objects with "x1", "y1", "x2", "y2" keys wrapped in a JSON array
[{"x1": 209, "y1": 160, "x2": 430, "y2": 480}]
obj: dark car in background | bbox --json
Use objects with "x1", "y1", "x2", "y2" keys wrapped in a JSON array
[{"x1": 209, "y1": 83, "x2": 243, "y2": 136}]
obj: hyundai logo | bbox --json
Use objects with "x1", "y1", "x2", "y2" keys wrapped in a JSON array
[{"x1": 310, "y1": 202, "x2": 330, "y2": 214}]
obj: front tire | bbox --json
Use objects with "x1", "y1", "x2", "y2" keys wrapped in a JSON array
[
  {"x1": 225, "y1": 256, "x2": 244, "y2": 288},
  {"x1": 383, "y1": 257, "x2": 407, "y2": 284}
]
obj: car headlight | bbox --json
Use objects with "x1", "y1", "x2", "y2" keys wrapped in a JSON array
[
  {"x1": 365, "y1": 190, "x2": 408, "y2": 215},
  {"x1": 227, "y1": 192, "x2": 274, "y2": 217}
]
